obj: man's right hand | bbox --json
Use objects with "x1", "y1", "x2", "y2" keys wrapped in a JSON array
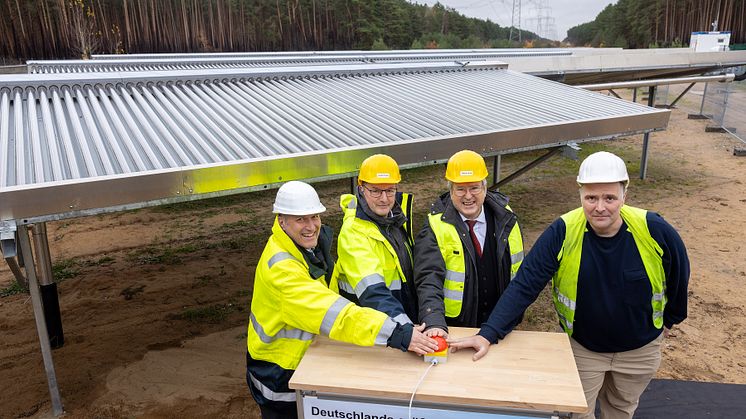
[
  {"x1": 448, "y1": 334, "x2": 492, "y2": 361},
  {"x1": 424, "y1": 327, "x2": 448, "y2": 339},
  {"x1": 408, "y1": 323, "x2": 440, "y2": 355}
]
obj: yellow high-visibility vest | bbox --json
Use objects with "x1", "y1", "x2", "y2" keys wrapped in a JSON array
[
  {"x1": 552, "y1": 206, "x2": 667, "y2": 335},
  {"x1": 427, "y1": 205, "x2": 524, "y2": 318}
]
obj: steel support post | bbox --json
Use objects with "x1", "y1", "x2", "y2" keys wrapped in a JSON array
[
  {"x1": 31, "y1": 223, "x2": 64, "y2": 348},
  {"x1": 492, "y1": 155, "x2": 502, "y2": 188},
  {"x1": 1, "y1": 222, "x2": 28, "y2": 289},
  {"x1": 640, "y1": 86, "x2": 656, "y2": 180},
  {"x1": 31, "y1": 223, "x2": 54, "y2": 286},
  {"x1": 632, "y1": 87, "x2": 637, "y2": 102},
  {"x1": 718, "y1": 82, "x2": 730, "y2": 129},
  {"x1": 4, "y1": 256, "x2": 27, "y2": 289},
  {"x1": 17, "y1": 225, "x2": 64, "y2": 416},
  {"x1": 699, "y1": 82, "x2": 709, "y2": 116}
]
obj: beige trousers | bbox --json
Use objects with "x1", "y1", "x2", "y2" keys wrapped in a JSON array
[{"x1": 571, "y1": 334, "x2": 663, "y2": 419}]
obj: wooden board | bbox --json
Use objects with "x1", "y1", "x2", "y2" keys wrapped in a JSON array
[{"x1": 289, "y1": 328, "x2": 588, "y2": 414}]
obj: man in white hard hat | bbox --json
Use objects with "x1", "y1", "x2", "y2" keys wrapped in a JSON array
[
  {"x1": 246, "y1": 181, "x2": 438, "y2": 419},
  {"x1": 449, "y1": 151, "x2": 690, "y2": 419}
]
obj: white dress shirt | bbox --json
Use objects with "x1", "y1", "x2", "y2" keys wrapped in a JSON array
[{"x1": 459, "y1": 206, "x2": 486, "y2": 250}]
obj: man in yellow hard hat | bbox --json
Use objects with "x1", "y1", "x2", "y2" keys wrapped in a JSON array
[
  {"x1": 334, "y1": 154, "x2": 428, "y2": 330},
  {"x1": 449, "y1": 151, "x2": 690, "y2": 419},
  {"x1": 414, "y1": 150, "x2": 524, "y2": 338},
  {"x1": 247, "y1": 181, "x2": 438, "y2": 419}
]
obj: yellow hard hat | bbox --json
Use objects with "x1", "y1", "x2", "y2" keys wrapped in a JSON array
[
  {"x1": 445, "y1": 150, "x2": 488, "y2": 182},
  {"x1": 358, "y1": 154, "x2": 401, "y2": 185}
]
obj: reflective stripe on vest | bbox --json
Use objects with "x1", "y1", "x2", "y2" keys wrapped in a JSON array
[
  {"x1": 320, "y1": 297, "x2": 349, "y2": 336},
  {"x1": 336, "y1": 193, "x2": 414, "y2": 294},
  {"x1": 552, "y1": 206, "x2": 666, "y2": 336},
  {"x1": 428, "y1": 206, "x2": 523, "y2": 318},
  {"x1": 392, "y1": 313, "x2": 413, "y2": 325},
  {"x1": 268, "y1": 252, "x2": 295, "y2": 269},
  {"x1": 428, "y1": 212, "x2": 467, "y2": 318},
  {"x1": 505, "y1": 205, "x2": 524, "y2": 280},
  {"x1": 248, "y1": 372, "x2": 296, "y2": 402},
  {"x1": 375, "y1": 317, "x2": 397, "y2": 346},
  {"x1": 250, "y1": 312, "x2": 314, "y2": 344},
  {"x1": 399, "y1": 193, "x2": 414, "y2": 243}
]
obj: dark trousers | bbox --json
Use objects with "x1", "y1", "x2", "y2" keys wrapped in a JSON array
[
  {"x1": 246, "y1": 352, "x2": 298, "y2": 419},
  {"x1": 258, "y1": 401, "x2": 298, "y2": 419}
]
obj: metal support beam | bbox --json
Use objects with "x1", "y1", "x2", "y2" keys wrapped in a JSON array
[
  {"x1": 492, "y1": 155, "x2": 502, "y2": 188},
  {"x1": 578, "y1": 73, "x2": 735, "y2": 91},
  {"x1": 667, "y1": 82, "x2": 697, "y2": 109},
  {"x1": 640, "y1": 86, "x2": 656, "y2": 180},
  {"x1": 3, "y1": 253, "x2": 28, "y2": 289},
  {"x1": 491, "y1": 147, "x2": 564, "y2": 190},
  {"x1": 31, "y1": 224, "x2": 54, "y2": 286},
  {"x1": 699, "y1": 82, "x2": 709, "y2": 115},
  {"x1": 350, "y1": 176, "x2": 358, "y2": 194},
  {"x1": 17, "y1": 225, "x2": 64, "y2": 416},
  {"x1": 607, "y1": 89, "x2": 621, "y2": 99},
  {"x1": 632, "y1": 87, "x2": 637, "y2": 102},
  {"x1": 1, "y1": 220, "x2": 28, "y2": 289},
  {"x1": 31, "y1": 223, "x2": 64, "y2": 349}
]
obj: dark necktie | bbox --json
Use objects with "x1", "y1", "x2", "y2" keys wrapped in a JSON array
[{"x1": 465, "y1": 219, "x2": 482, "y2": 258}]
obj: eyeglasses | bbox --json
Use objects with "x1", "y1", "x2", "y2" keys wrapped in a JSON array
[
  {"x1": 452, "y1": 185, "x2": 484, "y2": 197},
  {"x1": 362, "y1": 185, "x2": 397, "y2": 198}
]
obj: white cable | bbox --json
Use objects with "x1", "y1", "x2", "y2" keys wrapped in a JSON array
[{"x1": 408, "y1": 359, "x2": 438, "y2": 419}]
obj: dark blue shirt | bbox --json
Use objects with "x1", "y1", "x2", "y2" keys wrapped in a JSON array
[{"x1": 478, "y1": 210, "x2": 690, "y2": 352}]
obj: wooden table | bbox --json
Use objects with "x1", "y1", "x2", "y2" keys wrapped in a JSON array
[{"x1": 290, "y1": 327, "x2": 588, "y2": 418}]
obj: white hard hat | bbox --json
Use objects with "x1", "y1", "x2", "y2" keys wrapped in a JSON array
[
  {"x1": 577, "y1": 151, "x2": 629, "y2": 185},
  {"x1": 272, "y1": 181, "x2": 327, "y2": 215}
]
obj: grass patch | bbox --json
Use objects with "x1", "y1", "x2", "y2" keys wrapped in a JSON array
[
  {"x1": 177, "y1": 303, "x2": 238, "y2": 323},
  {"x1": 216, "y1": 220, "x2": 254, "y2": 233},
  {"x1": 152, "y1": 192, "x2": 261, "y2": 214},
  {"x1": 52, "y1": 259, "x2": 80, "y2": 281},
  {"x1": 207, "y1": 234, "x2": 256, "y2": 251},
  {"x1": 127, "y1": 247, "x2": 182, "y2": 265},
  {"x1": 126, "y1": 243, "x2": 199, "y2": 265},
  {"x1": 82, "y1": 256, "x2": 115, "y2": 267},
  {"x1": 0, "y1": 281, "x2": 26, "y2": 297}
]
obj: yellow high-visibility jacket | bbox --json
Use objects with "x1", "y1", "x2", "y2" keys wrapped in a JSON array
[
  {"x1": 247, "y1": 217, "x2": 397, "y2": 371},
  {"x1": 333, "y1": 193, "x2": 416, "y2": 325}
]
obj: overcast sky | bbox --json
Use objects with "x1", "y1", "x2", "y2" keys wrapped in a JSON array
[{"x1": 415, "y1": 0, "x2": 615, "y2": 41}]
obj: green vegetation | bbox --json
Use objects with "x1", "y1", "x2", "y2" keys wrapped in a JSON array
[
  {"x1": 566, "y1": 0, "x2": 745, "y2": 48},
  {"x1": 83, "y1": 255, "x2": 115, "y2": 267},
  {"x1": 0, "y1": 281, "x2": 26, "y2": 297},
  {"x1": 2, "y1": 0, "x2": 546, "y2": 61},
  {"x1": 52, "y1": 258, "x2": 80, "y2": 281},
  {"x1": 127, "y1": 246, "x2": 184, "y2": 265}
]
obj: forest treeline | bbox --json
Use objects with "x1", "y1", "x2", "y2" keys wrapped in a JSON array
[
  {"x1": 1, "y1": 0, "x2": 545, "y2": 61},
  {"x1": 567, "y1": 0, "x2": 746, "y2": 48}
]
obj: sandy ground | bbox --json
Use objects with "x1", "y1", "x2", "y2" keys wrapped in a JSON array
[{"x1": 0, "y1": 105, "x2": 745, "y2": 418}]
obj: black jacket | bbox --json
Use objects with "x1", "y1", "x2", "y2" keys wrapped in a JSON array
[{"x1": 414, "y1": 190, "x2": 520, "y2": 330}]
